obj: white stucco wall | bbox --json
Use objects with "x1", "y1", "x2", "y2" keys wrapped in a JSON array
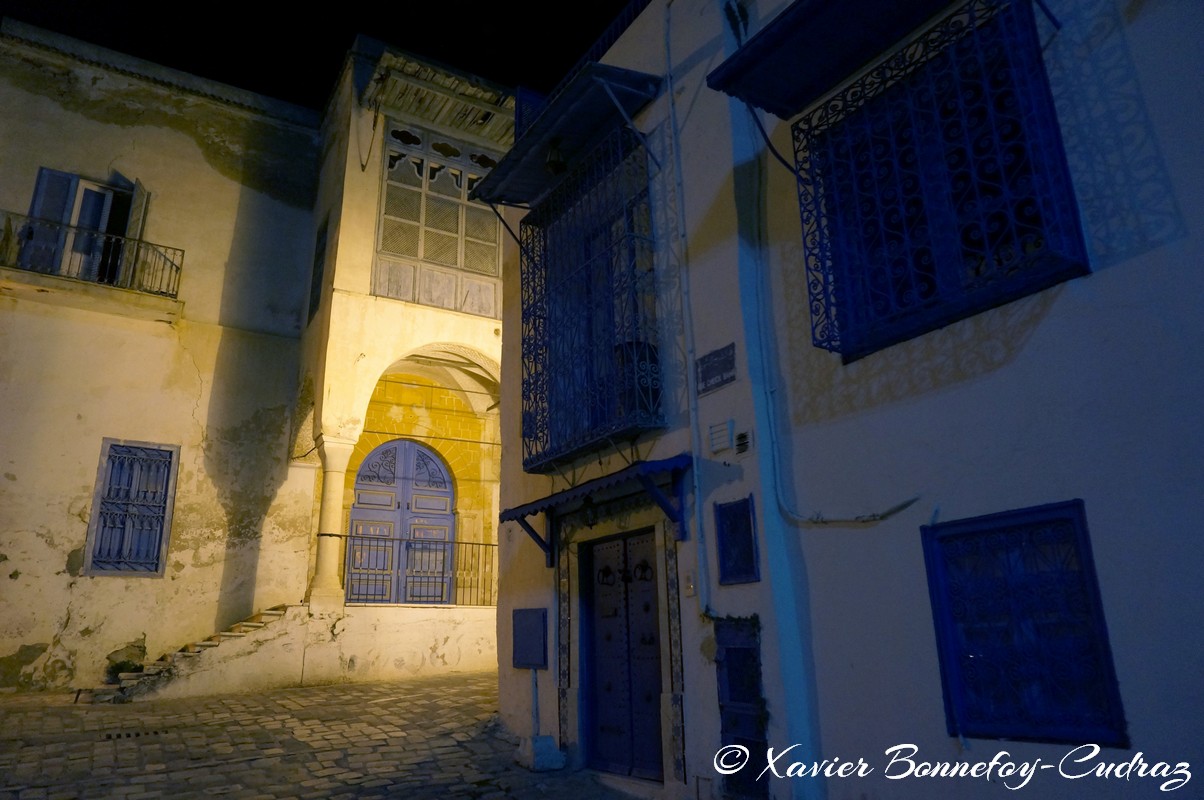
[{"x1": 498, "y1": 0, "x2": 1204, "y2": 797}]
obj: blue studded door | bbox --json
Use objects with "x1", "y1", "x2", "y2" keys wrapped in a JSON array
[
  {"x1": 583, "y1": 529, "x2": 663, "y2": 781},
  {"x1": 345, "y1": 440, "x2": 455, "y2": 603}
]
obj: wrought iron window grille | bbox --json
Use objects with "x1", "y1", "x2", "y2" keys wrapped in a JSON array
[
  {"x1": 519, "y1": 125, "x2": 664, "y2": 473},
  {"x1": 921, "y1": 500, "x2": 1128, "y2": 747},
  {"x1": 792, "y1": 0, "x2": 1089, "y2": 362},
  {"x1": 85, "y1": 440, "x2": 181, "y2": 575}
]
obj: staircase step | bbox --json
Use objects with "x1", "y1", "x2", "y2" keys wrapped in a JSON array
[
  {"x1": 90, "y1": 687, "x2": 121, "y2": 703},
  {"x1": 232, "y1": 622, "x2": 264, "y2": 631},
  {"x1": 193, "y1": 640, "x2": 220, "y2": 648},
  {"x1": 217, "y1": 630, "x2": 247, "y2": 639},
  {"x1": 117, "y1": 672, "x2": 145, "y2": 681}
]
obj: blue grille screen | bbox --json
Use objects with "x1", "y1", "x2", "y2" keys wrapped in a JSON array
[
  {"x1": 793, "y1": 0, "x2": 1088, "y2": 361},
  {"x1": 922, "y1": 500, "x2": 1128, "y2": 747}
]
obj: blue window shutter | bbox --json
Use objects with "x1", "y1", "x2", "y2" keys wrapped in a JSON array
[
  {"x1": 715, "y1": 496, "x2": 759, "y2": 585},
  {"x1": 21, "y1": 167, "x2": 77, "y2": 271},
  {"x1": 714, "y1": 617, "x2": 767, "y2": 798},
  {"x1": 921, "y1": 500, "x2": 1128, "y2": 747},
  {"x1": 86, "y1": 440, "x2": 179, "y2": 576}
]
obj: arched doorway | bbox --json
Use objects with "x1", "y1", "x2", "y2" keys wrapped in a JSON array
[{"x1": 345, "y1": 439, "x2": 455, "y2": 603}]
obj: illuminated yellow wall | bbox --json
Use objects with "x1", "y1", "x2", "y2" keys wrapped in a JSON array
[{"x1": 344, "y1": 373, "x2": 499, "y2": 545}]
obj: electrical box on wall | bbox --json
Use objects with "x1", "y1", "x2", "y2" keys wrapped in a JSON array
[{"x1": 512, "y1": 608, "x2": 548, "y2": 669}]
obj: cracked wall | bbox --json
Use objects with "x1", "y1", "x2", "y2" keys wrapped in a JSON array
[{"x1": 0, "y1": 31, "x2": 319, "y2": 690}]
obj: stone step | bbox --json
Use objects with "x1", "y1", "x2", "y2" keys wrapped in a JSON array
[
  {"x1": 117, "y1": 672, "x2": 145, "y2": 681},
  {"x1": 230, "y1": 622, "x2": 264, "y2": 631},
  {"x1": 216, "y1": 630, "x2": 246, "y2": 639}
]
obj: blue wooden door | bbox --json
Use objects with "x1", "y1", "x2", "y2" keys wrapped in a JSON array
[
  {"x1": 345, "y1": 440, "x2": 455, "y2": 603},
  {"x1": 584, "y1": 529, "x2": 663, "y2": 780}
]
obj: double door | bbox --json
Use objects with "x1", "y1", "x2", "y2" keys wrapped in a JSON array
[
  {"x1": 345, "y1": 440, "x2": 455, "y2": 603},
  {"x1": 583, "y1": 529, "x2": 663, "y2": 780}
]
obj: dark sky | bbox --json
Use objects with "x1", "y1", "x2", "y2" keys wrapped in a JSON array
[{"x1": 0, "y1": 1, "x2": 636, "y2": 109}]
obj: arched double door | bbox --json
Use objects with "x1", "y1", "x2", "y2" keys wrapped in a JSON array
[{"x1": 345, "y1": 439, "x2": 456, "y2": 603}]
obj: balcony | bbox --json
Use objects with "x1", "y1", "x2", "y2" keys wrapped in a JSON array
[{"x1": 1, "y1": 210, "x2": 184, "y2": 299}]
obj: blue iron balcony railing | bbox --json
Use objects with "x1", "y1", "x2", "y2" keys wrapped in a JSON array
[
  {"x1": 344, "y1": 537, "x2": 498, "y2": 607},
  {"x1": 519, "y1": 126, "x2": 663, "y2": 472},
  {"x1": 1, "y1": 210, "x2": 184, "y2": 299}
]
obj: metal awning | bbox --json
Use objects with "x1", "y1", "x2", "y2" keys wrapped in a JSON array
[
  {"x1": 499, "y1": 453, "x2": 693, "y2": 566},
  {"x1": 706, "y1": 0, "x2": 954, "y2": 119},
  {"x1": 471, "y1": 62, "x2": 661, "y2": 206}
]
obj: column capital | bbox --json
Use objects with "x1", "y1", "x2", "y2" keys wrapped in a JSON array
[{"x1": 316, "y1": 434, "x2": 357, "y2": 471}]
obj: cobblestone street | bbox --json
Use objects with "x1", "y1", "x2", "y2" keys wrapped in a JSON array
[{"x1": 0, "y1": 672, "x2": 638, "y2": 800}]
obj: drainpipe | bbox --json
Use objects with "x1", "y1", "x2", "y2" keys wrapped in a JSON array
[
  {"x1": 665, "y1": 0, "x2": 714, "y2": 617},
  {"x1": 718, "y1": 4, "x2": 823, "y2": 799}
]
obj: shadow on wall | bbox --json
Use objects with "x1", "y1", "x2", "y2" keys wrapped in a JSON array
[
  {"x1": 206, "y1": 124, "x2": 317, "y2": 631},
  {"x1": 1044, "y1": 0, "x2": 1185, "y2": 269}
]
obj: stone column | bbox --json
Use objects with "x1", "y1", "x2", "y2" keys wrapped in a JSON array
[{"x1": 306, "y1": 434, "x2": 356, "y2": 613}]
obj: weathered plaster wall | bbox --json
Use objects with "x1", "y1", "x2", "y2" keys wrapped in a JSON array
[
  {"x1": 143, "y1": 604, "x2": 497, "y2": 701},
  {"x1": 347, "y1": 373, "x2": 500, "y2": 546},
  {"x1": 0, "y1": 28, "x2": 319, "y2": 689}
]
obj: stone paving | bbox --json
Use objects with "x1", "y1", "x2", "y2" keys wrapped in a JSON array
[{"x1": 0, "y1": 672, "x2": 639, "y2": 800}]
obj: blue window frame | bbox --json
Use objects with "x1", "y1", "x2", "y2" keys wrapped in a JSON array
[
  {"x1": 519, "y1": 126, "x2": 662, "y2": 472},
  {"x1": 921, "y1": 500, "x2": 1128, "y2": 747},
  {"x1": 715, "y1": 496, "x2": 759, "y2": 585},
  {"x1": 85, "y1": 439, "x2": 180, "y2": 576},
  {"x1": 792, "y1": 0, "x2": 1089, "y2": 362}
]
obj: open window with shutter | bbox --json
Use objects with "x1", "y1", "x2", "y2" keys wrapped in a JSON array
[{"x1": 9, "y1": 167, "x2": 182, "y2": 297}]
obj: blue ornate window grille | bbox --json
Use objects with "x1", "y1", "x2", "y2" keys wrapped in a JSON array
[
  {"x1": 921, "y1": 500, "x2": 1128, "y2": 747},
  {"x1": 85, "y1": 440, "x2": 180, "y2": 575},
  {"x1": 520, "y1": 126, "x2": 662, "y2": 472},
  {"x1": 792, "y1": 0, "x2": 1089, "y2": 362}
]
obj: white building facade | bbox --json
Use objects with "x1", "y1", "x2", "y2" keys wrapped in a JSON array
[{"x1": 487, "y1": 0, "x2": 1204, "y2": 797}]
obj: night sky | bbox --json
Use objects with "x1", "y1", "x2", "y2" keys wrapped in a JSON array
[{"x1": 0, "y1": 1, "x2": 635, "y2": 109}]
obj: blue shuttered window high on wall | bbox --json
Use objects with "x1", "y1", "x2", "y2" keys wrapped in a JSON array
[
  {"x1": 85, "y1": 439, "x2": 180, "y2": 576},
  {"x1": 921, "y1": 500, "x2": 1128, "y2": 747},
  {"x1": 792, "y1": 0, "x2": 1089, "y2": 362}
]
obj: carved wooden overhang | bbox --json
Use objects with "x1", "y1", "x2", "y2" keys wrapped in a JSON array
[
  {"x1": 499, "y1": 454, "x2": 693, "y2": 567},
  {"x1": 363, "y1": 49, "x2": 515, "y2": 151}
]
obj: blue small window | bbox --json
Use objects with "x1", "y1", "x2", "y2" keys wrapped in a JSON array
[
  {"x1": 85, "y1": 439, "x2": 180, "y2": 576},
  {"x1": 921, "y1": 500, "x2": 1128, "y2": 747},
  {"x1": 793, "y1": 0, "x2": 1088, "y2": 362},
  {"x1": 715, "y1": 496, "x2": 759, "y2": 585}
]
